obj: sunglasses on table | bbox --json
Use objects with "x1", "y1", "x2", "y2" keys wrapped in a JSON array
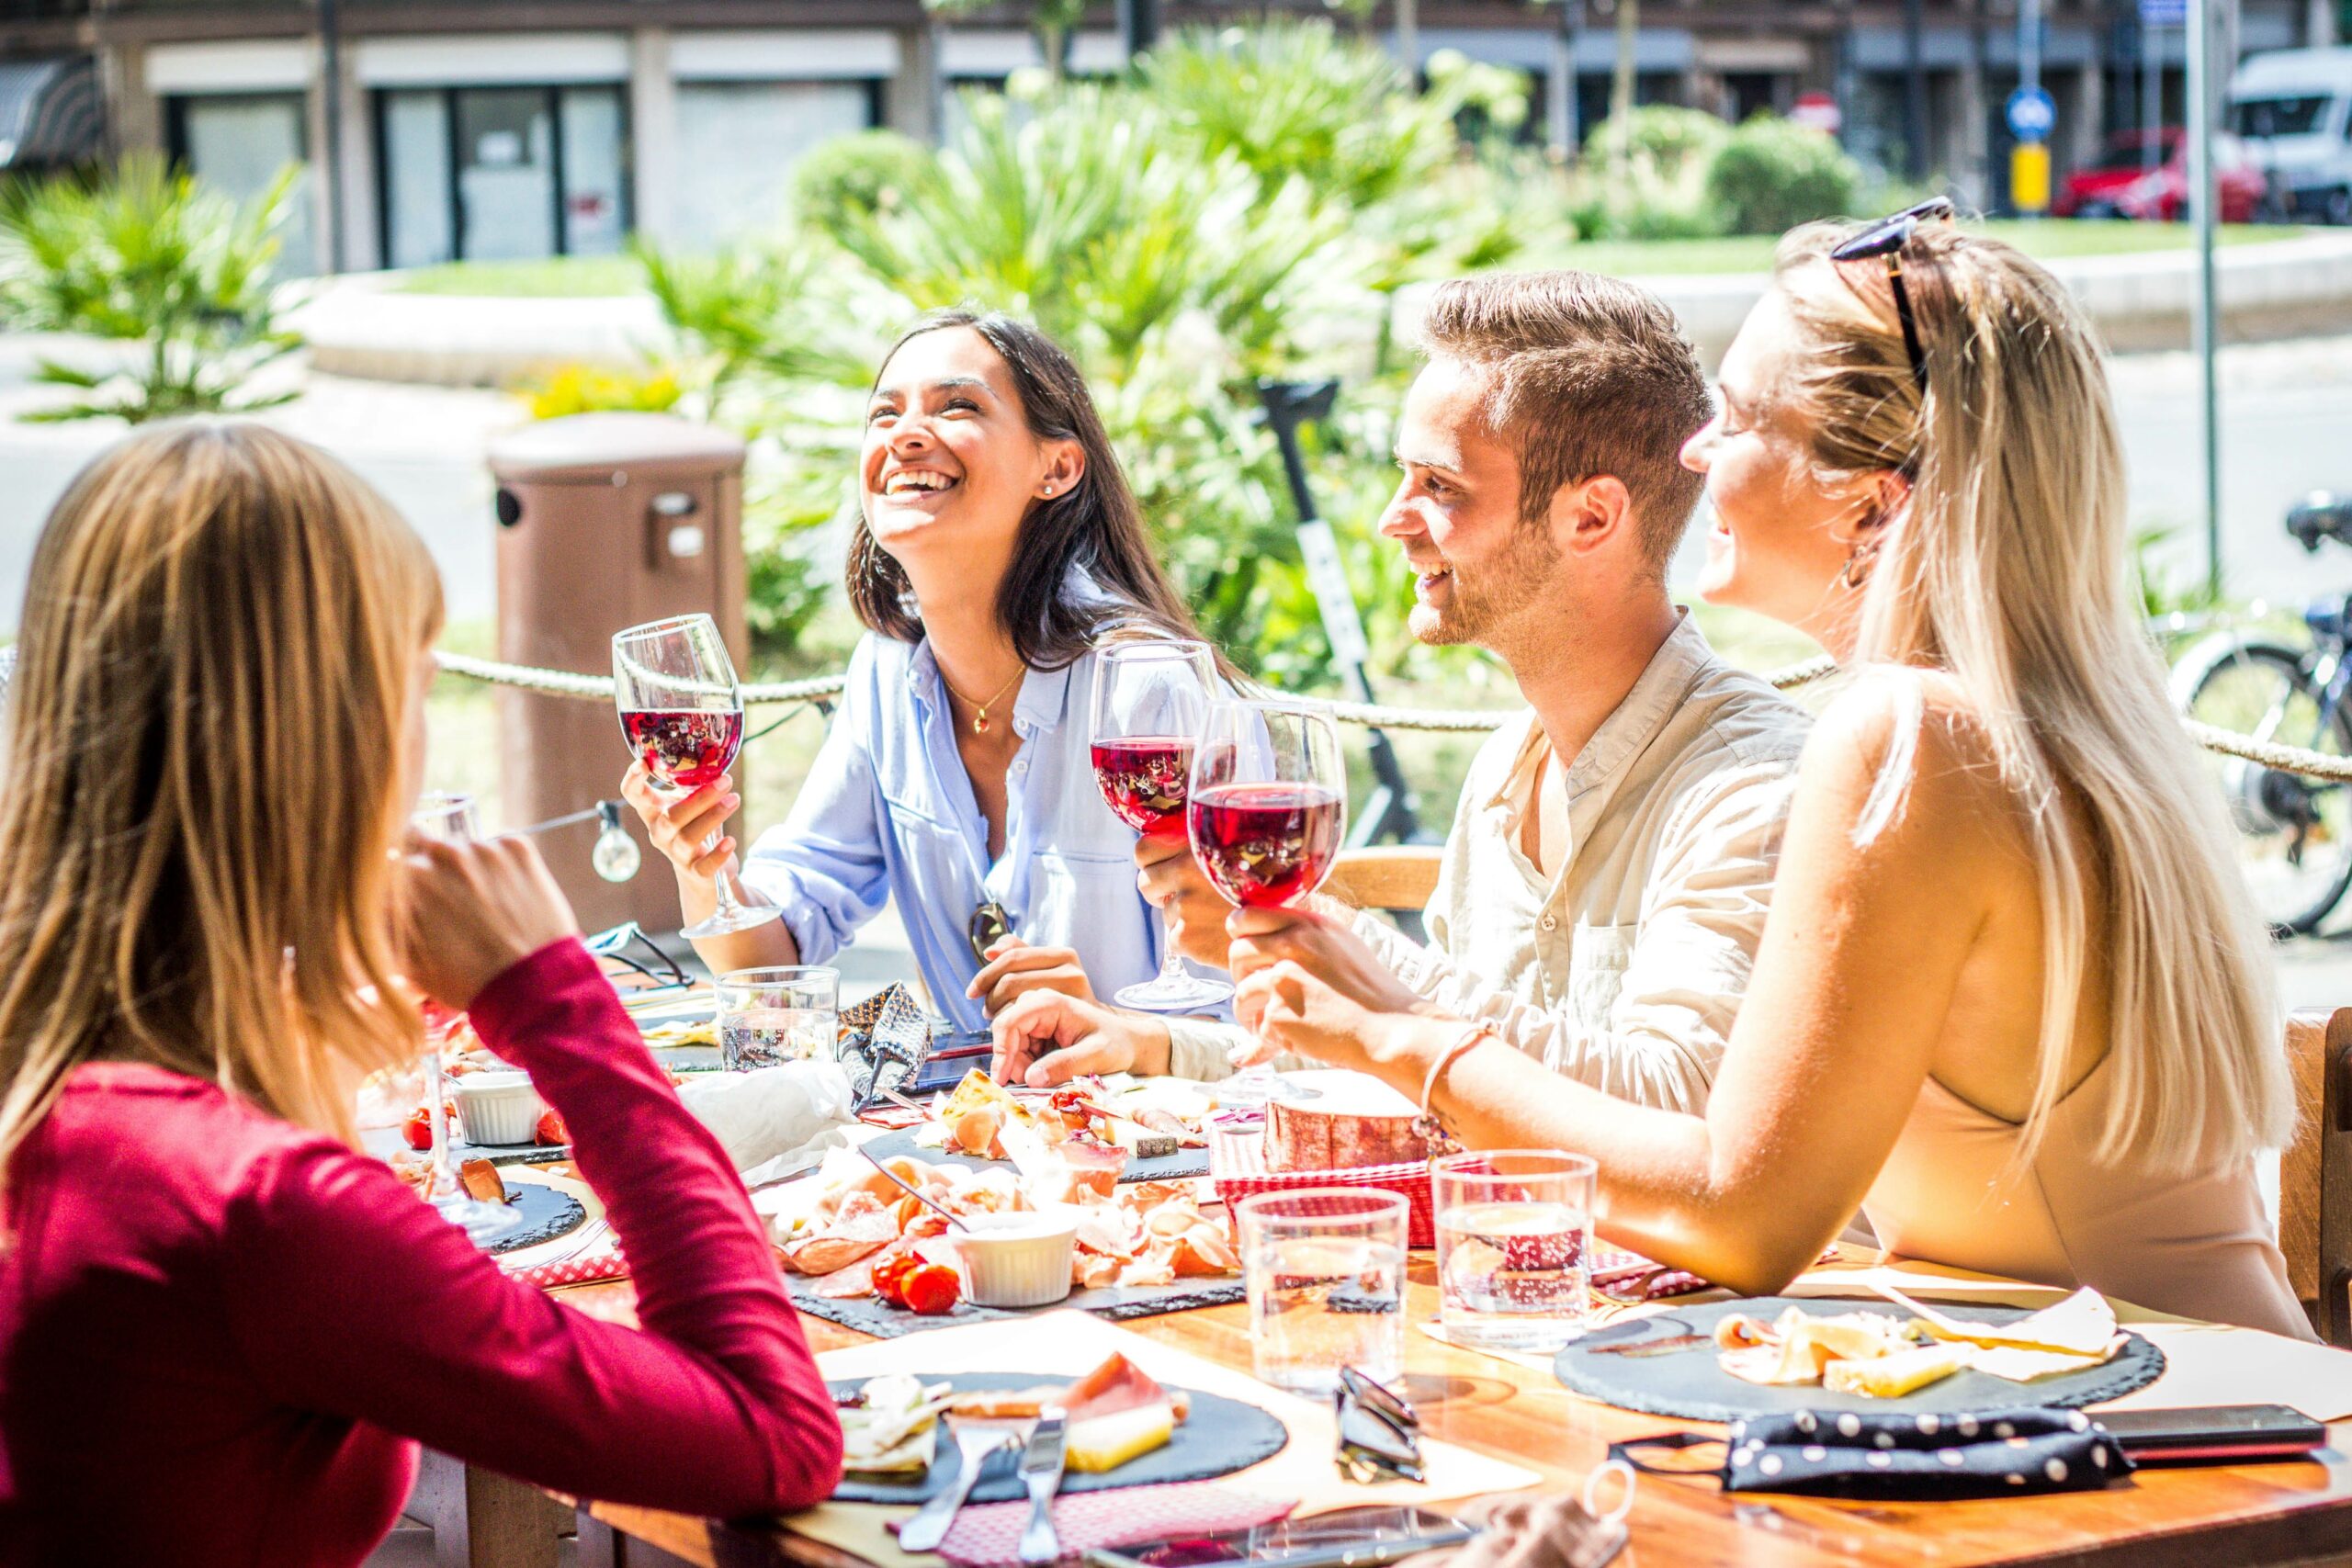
[
  {"x1": 1829, "y1": 196, "x2": 1956, "y2": 394},
  {"x1": 1335, "y1": 1365, "x2": 1425, "y2": 1483}
]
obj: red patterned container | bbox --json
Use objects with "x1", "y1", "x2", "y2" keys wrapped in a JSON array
[{"x1": 1209, "y1": 1113, "x2": 1437, "y2": 1248}]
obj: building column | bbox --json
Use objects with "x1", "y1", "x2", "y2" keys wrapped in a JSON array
[
  {"x1": 2072, "y1": 57, "x2": 2102, "y2": 171},
  {"x1": 1959, "y1": 2, "x2": 1990, "y2": 205},
  {"x1": 333, "y1": 48, "x2": 377, "y2": 270},
  {"x1": 100, "y1": 39, "x2": 164, "y2": 155},
  {"x1": 629, "y1": 28, "x2": 677, "y2": 246},
  {"x1": 887, "y1": 22, "x2": 942, "y2": 141},
  {"x1": 2312, "y1": 0, "x2": 2338, "y2": 46}
]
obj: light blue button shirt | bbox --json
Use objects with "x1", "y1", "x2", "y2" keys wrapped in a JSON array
[{"x1": 739, "y1": 631, "x2": 1164, "y2": 1034}]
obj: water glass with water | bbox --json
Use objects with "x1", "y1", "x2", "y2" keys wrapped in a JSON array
[
  {"x1": 714, "y1": 965, "x2": 838, "y2": 1070},
  {"x1": 1236, "y1": 1189, "x2": 1408, "y2": 1396},
  {"x1": 1432, "y1": 1149, "x2": 1597, "y2": 1352}
]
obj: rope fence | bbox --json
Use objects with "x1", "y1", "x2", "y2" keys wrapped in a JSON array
[{"x1": 435, "y1": 648, "x2": 2352, "y2": 785}]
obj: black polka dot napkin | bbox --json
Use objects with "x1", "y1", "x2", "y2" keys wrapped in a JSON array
[{"x1": 1612, "y1": 1406, "x2": 2133, "y2": 1500}]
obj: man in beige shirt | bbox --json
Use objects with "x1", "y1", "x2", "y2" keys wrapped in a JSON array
[{"x1": 993, "y1": 270, "x2": 1810, "y2": 1113}]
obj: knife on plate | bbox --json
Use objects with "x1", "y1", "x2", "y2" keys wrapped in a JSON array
[
  {"x1": 1016, "y1": 1406, "x2": 1068, "y2": 1565},
  {"x1": 899, "y1": 1422, "x2": 1017, "y2": 1554}
]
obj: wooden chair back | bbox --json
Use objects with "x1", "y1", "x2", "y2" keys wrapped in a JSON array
[
  {"x1": 2280, "y1": 1006, "x2": 2352, "y2": 1345},
  {"x1": 1322, "y1": 846, "x2": 1444, "y2": 919}
]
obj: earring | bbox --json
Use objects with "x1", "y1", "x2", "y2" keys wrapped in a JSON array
[
  {"x1": 1840, "y1": 536, "x2": 1882, "y2": 590},
  {"x1": 1042, "y1": 484, "x2": 1056, "y2": 497}
]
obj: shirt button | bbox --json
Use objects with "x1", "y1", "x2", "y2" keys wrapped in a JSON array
[
  {"x1": 1013, "y1": 761, "x2": 1028, "y2": 774},
  {"x1": 1540, "y1": 913, "x2": 1559, "y2": 932}
]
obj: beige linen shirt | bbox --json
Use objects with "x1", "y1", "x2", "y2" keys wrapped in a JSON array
[{"x1": 1167, "y1": 612, "x2": 1812, "y2": 1112}]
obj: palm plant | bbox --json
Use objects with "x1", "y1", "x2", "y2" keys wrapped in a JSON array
[{"x1": 0, "y1": 153, "x2": 300, "y2": 423}]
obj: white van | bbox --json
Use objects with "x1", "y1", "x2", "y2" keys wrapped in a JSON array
[{"x1": 2230, "y1": 46, "x2": 2352, "y2": 224}]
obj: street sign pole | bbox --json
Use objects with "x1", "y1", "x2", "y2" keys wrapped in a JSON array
[{"x1": 2188, "y1": 0, "x2": 2222, "y2": 596}]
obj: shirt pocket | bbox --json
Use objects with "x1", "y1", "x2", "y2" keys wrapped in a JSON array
[
  {"x1": 1566, "y1": 923, "x2": 1636, "y2": 1032},
  {"x1": 1023, "y1": 846, "x2": 1148, "y2": 942}
]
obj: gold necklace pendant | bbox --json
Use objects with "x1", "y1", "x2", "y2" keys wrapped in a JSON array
[
  {"x1": 971, "y1": 708, "x2": 990, "y2": 736},
  {"x1": 943, "y1": 662, "x2": 1024, "y2": 739}
]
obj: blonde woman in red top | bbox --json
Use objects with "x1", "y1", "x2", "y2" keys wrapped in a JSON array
[{"x1": 0, "y1": 423, "x2": 842, "y2": 1565}]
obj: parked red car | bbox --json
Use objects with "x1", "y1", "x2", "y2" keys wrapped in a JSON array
[{"x1": 2053, "y1": 129, "x2": 2273, "y2": 221}]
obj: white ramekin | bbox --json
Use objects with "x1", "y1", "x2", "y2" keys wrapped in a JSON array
[
  {"x1": 453, "y1": 1070, "x2": 546, "y2": 1147},
  {"x1": 948, "y1": 1209, "x2": 1080, "y2": 1308}
]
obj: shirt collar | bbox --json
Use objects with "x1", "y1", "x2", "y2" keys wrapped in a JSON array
[{"x1": 1487, "y1": 608, "x2": 1714, "y2": 812}]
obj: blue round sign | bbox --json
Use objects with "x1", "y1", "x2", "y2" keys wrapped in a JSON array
[{"x1": 2006, "y1": 85, "x2": 2057, "y2": 141}]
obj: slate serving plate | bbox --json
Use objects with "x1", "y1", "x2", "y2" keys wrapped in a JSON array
[
  {"x1": 1554, "y1": 1296, "x2": 2165, "y2": 1423},
  {"x1": 828, "y1": 1373, "x2": 1286, "y2": 1505},
  {"x1": 481, "y1": 1181, "x2": 587, "y2": 1256},
  {"x1": 857, "y1": 1123, "x2": 1209, "y2": 1185},
  {"x1": 787, "y1": 1269, "x2": 1245, "y2": 1338}
]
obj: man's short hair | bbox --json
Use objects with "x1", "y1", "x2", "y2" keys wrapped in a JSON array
[{"x1": 1417, "y1": 270, "x2": 1713, "y2": 570}]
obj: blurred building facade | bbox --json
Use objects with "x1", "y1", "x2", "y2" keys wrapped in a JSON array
[{"x1": 0, "y1": 0, "x2": 2339, "y2": 273}]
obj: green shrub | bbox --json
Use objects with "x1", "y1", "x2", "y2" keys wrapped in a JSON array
[
  {"x1": 788, "y1": 130, "x2": 933, "y2": 227},
  {"x1": 0, "y1": 152, "x2": 300, "y2": 423},
  {"x1": 1586, "y1": 106, "x2": 1731, "y2": 181},
  {"x1": 1704, "y1": 118, "x2": 1863, "y2": 236}
]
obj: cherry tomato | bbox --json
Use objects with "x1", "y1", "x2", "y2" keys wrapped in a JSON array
[
  {"x1": 402, "y1": 1108, "x2": 434, "y2": 1151},
  {"x1": 870, "y1": 1252, "x2": 921, "y2": 1309},
  {"x1": 899, "y1": 1263, "x2": 963, "y2": 1316},
  {"x1": 533, "y1": 1108, "x2": 571, "y2": 1147}
]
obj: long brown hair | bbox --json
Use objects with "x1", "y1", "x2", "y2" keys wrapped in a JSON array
[
  {"x1": 844, "y1": 310, "x2": 1210, "y2": 668},
  {"x1": 0, "y1": 423, "x2": 444, "y2": 1213}
]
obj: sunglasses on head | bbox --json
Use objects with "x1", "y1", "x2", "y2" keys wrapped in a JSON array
[{"x1": 1829, "y1": 197, "x2": 1956, "y2": 394}]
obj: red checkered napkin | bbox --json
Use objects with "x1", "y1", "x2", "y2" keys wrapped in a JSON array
[
  {"x1": 503, "y1": 1233, "x2": 628, "y2": 1291},
  {"x1": 908, "y1": 1482, "x2": 1295, "y2": 1568}
]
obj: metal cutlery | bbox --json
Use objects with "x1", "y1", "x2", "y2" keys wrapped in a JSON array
[
  {"x1": 1016, "y1": 1406, "x2": 1069, "y2": 1565},
  {"x1": 898, "y1": 1421, "x2": 1019, "y2": 1553}
]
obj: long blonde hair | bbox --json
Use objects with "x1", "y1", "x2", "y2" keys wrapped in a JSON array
[
  {"x1": 0, "y1": 423, "x2": 444, "y2": 1212},
  {"x1": 1774, "y1": 221, "x2": 2291, "y2": 1173}
]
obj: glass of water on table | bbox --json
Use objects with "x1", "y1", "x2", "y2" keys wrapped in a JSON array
[
  {"x1": 1236, "y1": 1190, "x2": 1408, "y2": 1396},
  {"x1": 1432, "y1": 1149, "x2": 1597, "y2": 1352},
  {"x1": 714, "y1": 965, "x2": 839, "y2": 1070}
]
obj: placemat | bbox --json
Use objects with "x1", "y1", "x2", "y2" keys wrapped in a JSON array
[
  {"x1": 1555, "y1": 1296, "x2": 2165, "y2": 1423},
  {"x1": 828, "y1": 1375, "x2": 1286, "y2": 1505},
  {"x1": 858, "y1": 1124, "x2": 1209, "y2": 1184},
  {"x1": 786, "y1": 1270, "x2": 1244, "y2": 1337},
  {"x1": 929, "y1": 1483, "x2": 1295, "y2": 1568}
]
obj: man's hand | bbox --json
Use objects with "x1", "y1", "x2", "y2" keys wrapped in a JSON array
[
  {"x1": 1226, "y1": 905, "x2": 1422, "y2": 1015},
  {"x1": 990, "y1": 991, "x2": 1171, "y2": 1088},
  {"x1": 1135, "y1": 825, "x2": 1234, "y2": 969},
  {"x1": 967, "y1": 937, "x2": 1095, "y2": 1016},
  {"x1": 1231, "y1": 960, "x2": 1399, "y2": 1076},
  {"x1": 1397, "y1": 1495, "x2": 1628, "y2": 1568}
]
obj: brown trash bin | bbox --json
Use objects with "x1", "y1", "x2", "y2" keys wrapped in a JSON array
[{"x1": 488, "y1": 413, "x2": 750, "y2": 936}]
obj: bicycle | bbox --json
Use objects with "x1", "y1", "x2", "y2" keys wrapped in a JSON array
[{"x1": 2168, "y1": 491, "x2": 2352, "y2": 934}]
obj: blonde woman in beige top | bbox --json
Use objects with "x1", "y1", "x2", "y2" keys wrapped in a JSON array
[{"x1": 1231, "y1": 212, "x2": 2311, "y2": 1340}]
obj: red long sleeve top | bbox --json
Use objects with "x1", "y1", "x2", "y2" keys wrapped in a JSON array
[{"x1": 0, "y1": 937, "x2": 844, "y2": 1567}]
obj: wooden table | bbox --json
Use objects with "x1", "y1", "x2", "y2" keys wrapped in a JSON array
[{"x1": 504, "y1": 1260, "x2": 2352, "y2": 1568}]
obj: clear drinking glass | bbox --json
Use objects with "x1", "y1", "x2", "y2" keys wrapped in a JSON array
[
  {"x1": 715, "y1": 965, "x2": 839, "y2": 1069},
  {"x1": 1237, "y1": 1189, "x2": 1408, "y2": 1396},
  {"x1": 1432, "y1": 1149, "x2": 1597, "y2": 1352},
  {"x1": 612, "y1": 613, "x2": 779, "y2": 940},
  {"x1": 1089, "y1": 639, "x2": 1233, "y2": 1012},
  {"x1": 408, "y1": 791, "x2": 524, "y2": 1247},
  {"x1": 1190, "y1": 699, "x2": 1348, "y2": 1104}
]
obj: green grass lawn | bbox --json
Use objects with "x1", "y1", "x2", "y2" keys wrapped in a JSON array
[
  {"x1": 1551, "y1": 220, "x2": 2302, "y2": 277},
  {"x1": 392, "y1": 254, "x2": 648, "y2": 298}
]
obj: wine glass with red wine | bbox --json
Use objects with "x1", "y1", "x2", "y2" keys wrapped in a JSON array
[
  {"x1": 611, "y1": 614, "x2": 780, "y2": 940},
  {"x1": 1188, "y1": 699, "x2": 1348, "y2": 912},
  {"x1": 1090, "y1": 640, "x2": 1234, "y2": 1012},
  {"x1": 408, "y1": 792, "x2": 524, "y2": 1247}
]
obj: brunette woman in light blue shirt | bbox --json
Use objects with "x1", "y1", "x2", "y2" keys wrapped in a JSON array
[{"x1": 623, "y1": 310, "x2": 1222, "y2": 1034}]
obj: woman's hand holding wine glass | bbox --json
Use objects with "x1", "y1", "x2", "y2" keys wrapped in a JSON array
[
  {"x1": 620, "y1": 762, "x2": 743, "y2": 883},
  {"x1": 400, "y1": 831, "x2": 581, "y2": 1012}
]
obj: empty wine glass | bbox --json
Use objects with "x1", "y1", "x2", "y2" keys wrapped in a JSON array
[
  {"x1": 1090, "y1": 640, "x2": 1233, "y2": 1012},
  {"x1": 1190, "y1": 699, "x2": 1348, "y2": 1103},
  {"x1": 612, "y1": 614, "x2": 778, "y2": 940},
  {"x1": 408, "y1": 791, "x2": 523, "y2": 1247}
]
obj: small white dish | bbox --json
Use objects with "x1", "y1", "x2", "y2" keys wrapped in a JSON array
[
  {"x1": 452, "y1": 1070, "x2": 546, "y2": 1147},
  {"x1": 948, "y1": 1208, "x2": 1080, "y2": 1308}
]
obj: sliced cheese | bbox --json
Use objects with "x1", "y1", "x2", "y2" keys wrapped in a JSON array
[
  {"x1": 1824, "y1": 1342, "x2": 1969, "y2": 1398},
  {"x1": 1066, "y1": 1398, "x2": 1176, "y2": 1473},
  {"x1": 1968, "y1": 1337, "x2": 2129, "y2": 1383},
  {"x1": 1877, "y1": 1285, "x2": 2120, "y2": 1357}
]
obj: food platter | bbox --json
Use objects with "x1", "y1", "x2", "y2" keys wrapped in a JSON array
[
  {"x1": 1555, "y1": 1296, "x2": 2165, "y2": 1422},
  {"x1": 858, "y1": 1123, "x2": 1206, "y2": 1184},
  {"x1": 826, "y1": 1373, "x2": 1286, "y2": 1505}
]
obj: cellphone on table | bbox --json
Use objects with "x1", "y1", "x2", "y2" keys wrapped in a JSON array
[
  {"x1": 2095, "y1": 1404, "x2": 2328, "y2": 1464},
  {"x1": 907, "y1": 1028, "x2": 995, "y2": 1095},
  {"x1": 1082, "y1": 1506, "x2": 1476, "y2": 1568}
]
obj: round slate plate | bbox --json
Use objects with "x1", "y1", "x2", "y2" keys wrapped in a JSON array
[
  {"x1": 481, "y1": 1181, "x2": 587, "y2": 1256},
  {"x1": 1554, "y1": 1296, "x2": 2165, "y2": 1423},
  {"x1": 827, "y1": 1374, "x2": 1287, "y2": 1506},
  {"x1": 859, "y1": 1124, "x2": 1209, "y2": 1184}
]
